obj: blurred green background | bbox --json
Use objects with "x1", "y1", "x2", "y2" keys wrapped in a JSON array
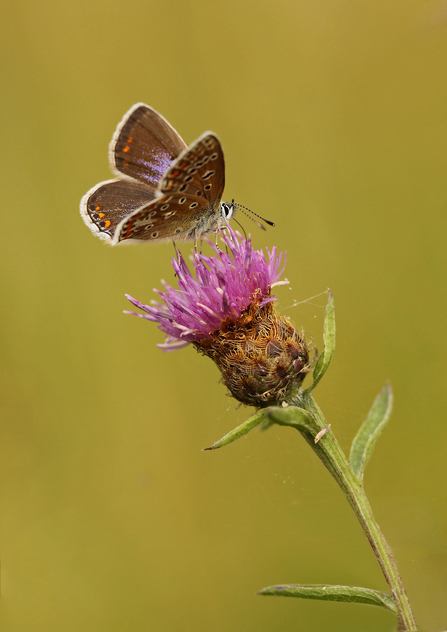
[{"x1": 1, "y1": 0, "x2": 446, "y2": 630}]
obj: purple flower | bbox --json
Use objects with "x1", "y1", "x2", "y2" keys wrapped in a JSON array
[
  {"x1": 125, "y1": 229, "x2": 310, "y2": 407},
  {"x1": 125, "y1": 228, "x2": 288, "y2": 351}
]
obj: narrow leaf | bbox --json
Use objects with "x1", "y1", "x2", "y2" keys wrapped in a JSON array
[
  {"x1": 349, "y1": 384, "x2": 393, "y2": 480},
  {"x1": 266, "y1": 405, "x2": 319, "y2": 435},
  {"x1": 203, "y1": 409, "x2": 267, "y2": 450},
  {"x1": 307, "y1": 290, "x2": 335, "y2": 392},
  {"x1": 258, "y1": 583, "x2": 397, "y2": 613}
]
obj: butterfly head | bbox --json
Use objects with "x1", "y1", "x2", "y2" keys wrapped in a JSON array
[
  {"x1": 220, "y1": 201, "x2": 235, "y2": 223},
  {"x1": 221, "y1": 200, "x2": 275, "y2": 234}
]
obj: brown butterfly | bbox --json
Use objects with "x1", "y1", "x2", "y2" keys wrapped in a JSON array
[{"x1": 80, "y1": 103, "x2": 236, "y2": 246}]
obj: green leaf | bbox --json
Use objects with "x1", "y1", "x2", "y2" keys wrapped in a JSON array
[
  {"x1": 203, "y1": 409, "x2": 268, "y2": 450},
  {"x1": 307, "y1": 290, "x2": 335, "y2": 392},
  {"x1": 258, "y1": 583, "x2": 397, "y2": 613},
  {"x1": 349, "y1": 384, "x2": 393, "y2": 481},
  {"x1": 266, "y1": 405, "x2": 319, "y2": 435}
]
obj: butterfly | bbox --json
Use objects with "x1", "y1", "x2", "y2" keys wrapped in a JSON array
[{"x1": 80, "y1": 103, "x2": 236, "y2": 246}]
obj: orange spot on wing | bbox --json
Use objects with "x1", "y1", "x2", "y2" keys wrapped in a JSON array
[
  {"x1": 127, "y1": 136, "x2": 133, "y2": 143},
  {"x1": 104, "y1": 220, "x2": 111, "y2": 229},
  {"x1": 124, "y1": 220, "x2": 134, "y2": 238},
  {"x1": 95, "y1": 206, "x2": 100, "y2": 211},
  {"x1": 98, "y1": 212, "x2": 105, "y2": 219},
  {"x1": 123, "y1": 146, "x2": 130, "y2": 153}
]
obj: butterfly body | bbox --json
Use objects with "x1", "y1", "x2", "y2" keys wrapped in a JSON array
[{"x1": 81, "y1": 103, "x2": 233, "y2": 245}]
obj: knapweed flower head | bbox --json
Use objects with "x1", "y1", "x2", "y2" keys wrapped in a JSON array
[{"x1": 126, "y1": 229, "x2": 310, "y2": 407}]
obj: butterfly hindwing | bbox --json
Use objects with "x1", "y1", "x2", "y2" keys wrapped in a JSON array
[
  {"x1": 81, "y1": 178, "x2": 157, "y2": 241},
  {"x1": 113, "y1": 193, "x2": 221, "y2": 244},
  {"x1": 110, "y1": 103, "x2": 188, "y2": 187}
]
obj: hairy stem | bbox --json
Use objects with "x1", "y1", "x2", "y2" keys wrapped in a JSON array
[{"x1": 288, "y1": 393, "x2": 417, "y2": 630}]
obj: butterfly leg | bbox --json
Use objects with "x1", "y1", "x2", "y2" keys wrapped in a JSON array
[
  {"x1": 172, "y1": 241, "x2": 181, "y2": 263},
  {"x1": 214, "y1": 230, "x2": 224, "y2": 255}
]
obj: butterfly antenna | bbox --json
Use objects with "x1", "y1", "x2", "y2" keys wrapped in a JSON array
[{"x1": 233, "y1": 202, "x2": 275, "y2": 230}]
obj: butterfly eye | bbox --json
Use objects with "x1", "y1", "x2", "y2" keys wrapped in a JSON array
[
  {"x1": 204, "y1": 184, "x2": 212, "y2": 191},
  {"x1": 160, "y1": 203, "x2": 170, "y2": 211},
  {"x1": 178, "y1": 197, "x2": 186, "y2": 204},
  {"x1": 190, "y1": 202, "x2": 198, "y2": 209}
]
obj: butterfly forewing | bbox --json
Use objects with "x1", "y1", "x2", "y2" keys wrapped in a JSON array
[
  {"x1": 160, "y1": 132, "x2": 225, "y2": 208},
  {"x1": 111, "y1": 103, "x2": 188, "y2": 187},
  {"x1": 81, "y1": 178, "x2": 157, "y2": 240}
]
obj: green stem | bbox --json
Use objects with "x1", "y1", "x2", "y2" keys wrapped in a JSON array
[{"x1": 289, "y1": 393, "x2": 417, "y2": 631}]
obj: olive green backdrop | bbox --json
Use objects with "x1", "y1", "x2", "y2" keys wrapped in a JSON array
[{"x1": 1, "y1": 1, "x2": 446, "y2": 630}]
